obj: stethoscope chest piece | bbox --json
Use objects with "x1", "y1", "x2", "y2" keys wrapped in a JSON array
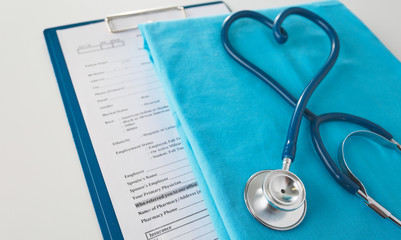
[{"x1": 244, "y1": 170, "x2": 307, "y2": 230}]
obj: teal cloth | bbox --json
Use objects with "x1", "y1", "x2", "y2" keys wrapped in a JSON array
[{"x1": 139, "y1": 1, "x2": 401, "y2": 239}]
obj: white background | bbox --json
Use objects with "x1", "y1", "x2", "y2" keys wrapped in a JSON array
[{"x1": 1, "y1": 0, "x2": 400, "y2": 239}]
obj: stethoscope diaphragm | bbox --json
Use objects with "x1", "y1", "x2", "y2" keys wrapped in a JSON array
[{"x1": 244, "y1": 170, "x2": 307, "y2": 231}]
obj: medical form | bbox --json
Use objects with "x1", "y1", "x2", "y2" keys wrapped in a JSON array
[{"x1": 55, "y1": 8, "x2": 227, "y2": 239}]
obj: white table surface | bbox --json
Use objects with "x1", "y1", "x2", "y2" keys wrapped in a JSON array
[{"x1": 1, "y1": 0, "x2": 400, "y2": 239}]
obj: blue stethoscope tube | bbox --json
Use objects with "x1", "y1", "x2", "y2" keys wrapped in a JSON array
[{"x1": 221, "y1": 8, "x2": 394, "y2": 195}]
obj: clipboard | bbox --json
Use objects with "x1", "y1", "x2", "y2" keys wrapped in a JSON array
[{"x1": 43, "y1": 2, "x2": 231, "y2": 239}]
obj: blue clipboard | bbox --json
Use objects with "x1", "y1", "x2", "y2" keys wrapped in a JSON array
[
  {"x1": 44, "y1": 18, "x2": 123, "y2": 239},
  {"x1": 43, "y1": 2, "x2": 230, "y2": 239}
]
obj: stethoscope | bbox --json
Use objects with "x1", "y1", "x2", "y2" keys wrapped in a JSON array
[{"x1": 221, "y1": 7, "x2": 401, "y2": 230}]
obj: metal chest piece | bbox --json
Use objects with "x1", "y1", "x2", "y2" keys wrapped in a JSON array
[{"x1": 244, "y1": 159, "x2": 306, "y2": 230}]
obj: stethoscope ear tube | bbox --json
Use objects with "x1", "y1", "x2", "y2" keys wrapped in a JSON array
[
  {"x1": 312, "y1": 114, "x2": 401, "y2": 227},
  {"x1": 310, "y1": 112, "x2": 393, "y2": 194},
  {"x1": 339, "y1": 130, "x2": 401, "y2": 228}
]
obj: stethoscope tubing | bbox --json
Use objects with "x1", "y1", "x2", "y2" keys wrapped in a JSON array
[
  {"x1": 310, "y1": 112, "x2": 393, "y2": 193},
  {"x1": 273, "y1": 7, "x2": 340, "y2": 162},
  {"x1": 221, "y1": 8, "x2": 394, "y2": 194},
  {"x1": 220, "y1": 11, "x2": 318, "y2": 119}
]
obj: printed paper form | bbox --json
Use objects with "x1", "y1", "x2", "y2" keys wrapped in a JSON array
[{"x1": 56, "y1": 11, "x2": 226, "y2": 240}]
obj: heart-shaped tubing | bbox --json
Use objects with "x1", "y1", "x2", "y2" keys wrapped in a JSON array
[
  {"x1": 272, "y1": 7, "x2": 340, "y2": 162},
  {"x1": 221, "y1": 8, "x2": 395, "y2": 194},
  {"x1": 221, "y1": 10, "x2": 317, "y2": 121},
  {"x1": 221, "y1": 7, "x2": 341, "y2": 162}
]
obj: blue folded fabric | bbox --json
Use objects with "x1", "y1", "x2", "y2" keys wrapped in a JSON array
[{"x1": 139, "y1": 1, "x2": 401, "y2": 239}]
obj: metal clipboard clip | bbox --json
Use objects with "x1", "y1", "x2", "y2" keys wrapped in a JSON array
[{"x1": 105, "y1": 6, "x2": 187, "y2": 33}]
